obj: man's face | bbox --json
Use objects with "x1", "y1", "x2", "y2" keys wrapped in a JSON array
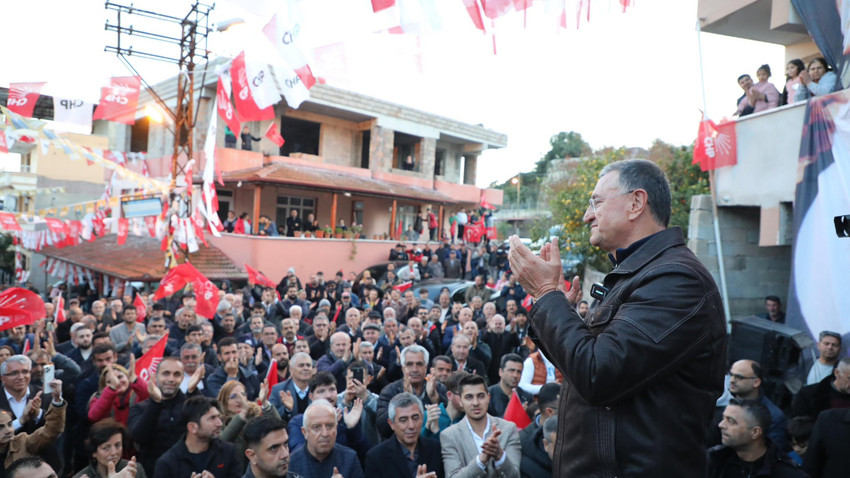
[
  {"x1": 187, "y1": 329, "x2": 203, "y2": 345},
  {"x1": 272, "y1": 344, "x2": 289, "y2": 364},
  {"x1": 390, "y1": 404, "x2": 423, "y2": 450},
  {"x1": 474, "y1": 276, "x2": 483, "y2": 286},
  {"x1": 310, "y1": 383, "x2": 337, "y2": 403},
  {"x1": 398, "y1": 330, "x2": 415, "y2": 348},
  {"x1": 262, "y1": 289, "x2": 273, "y2": 303},
  {"x1": 543, "y1": 431, "x2": 556, "y2": 460},
  {"x1": 312, "y1": 319, "x2": 329, "y2": 337},
  {"x1": 384, "y1": 320, "x2": 398, "y2": 336},
  {"x1": 248, "y1": 428, "x2": 290, "y2": 477},
  {"x1": 719, "y1": 405, "x2": 755, "y2": 448},
  {"x1": 765, "y1": 299, "x2": 780, "y2": 316},
  {"x1": 292, "y1": 356, "x2": 314, "y2": 383},
  {"x1": 439, "y1": 294, "x2": 450, "y2": 307},
  {"x1": 429, "y1": 308, "x2": 441, "y2": 323},
  {"x1": 403, "y1": 291, "x2": 415, "y2": 305},
  {"x1": 491, "y1": 316, "x2": 506, "y2": 333},
  {"x1": 110, "y1": 300, "x2": 123, "y2": 314},
  {"x1": 462, "y1": 321, "x2": 478, "y2": 341},
  {"x1": 147, "y1": 319, "x2": 166, "y2": 336},
  {"x1": 92, "y1": 302, "x2": 105, "y2": 316},
  {"x1": 362, "y1": 328, "x2": 379, "y2": 344},
  {"x1": 93, "y1": 350, "x2": 116, "y2": 372},
  {"x1": 451, "y1": 339, "x2": 470, "y2": 362},
  {"x1": 0, "y1": 413, "x2": 14, "y2": 444},
  {"x1": 458, "y1": 308, "x2": 472, "y2": 324},
  {"x1": 30, "y1": 354, "x2": 51, "y2": 381},
  {"x1": 122, "y1": 308, "x2": 137, "y2": 324},
  {"x1": 460, "y1": 384, "x2": 489, "y2": 421},
  {"x1": 194, "y1": 406, "x2": 223, "y2": 441},
  {"x1": 219, "y1": 344, "x2": 239, "y2": 363},
  {"x1": 403, "y1": 351, "x2": 426, "y2": 386},
  {"x1": 360, "y1": 346, "x2": 374, "y2": 362},
  {"x1": 287, "y1": 287, "x2": 297, "y2": 300},
  {"x1": 156, "y1": 360, "x2": 184, "y2": 398},
  {"x1": 471, "y1": 297, "x2": 482, "y2": 310},
  {"x1": 222, "y1": 316, "x2": 236, "y2": 332},
  {"x1": 578, "y1": 302, "x2": 589, "y2": 317},
  {"x1": 74, "y1": 329, "x2": 93, "y2": 349},
  {"x1": 500, "y1": 360, "x2": 523, "y2": 389},
  {"x1": 506, "y1": 300, "x2": 517, "y2": 314},
  {"x1": 583, "y1": 171, "x2": 634, "y2": 253},
  {"x1": 290, "y1": 307, "x2": 302, "y2": 321},
  {"x1": 8, "y1": 326, "x2": 25, "y2": 341},
  {"x1": 331, "y1": 334, "x2": 351, "y2": 358},
  {"x1": 818, "y1": 335, "x2": 841, "y2": 361},
  {"x1": 728, "y1": 361, "x2": 758, "y2": 398},
  {"x1": 345, "y1": 309, "x2": 361, "y2": 331},
  {"x1": 251, "y1": 317, "x2": 264, "y2": 335},
  {"x1": 181, "y1": 348, "x2": 201, "y2": 375},
  {"x1": 262, "y1": 327, "x2": 278, "y2": 347},
  {"x1": 737, "y1": 74, "x2": 754, "y2": 91},
  {"x1": 515, "y1": 314, "x2": 528, "y2": 327},
  {"x1": 178, "y1": 310, "x2": 195, "y2": 328},
  {"x1": 430, "y1": 361, "x2": 451, "y2": 383},
  {"x1": 303, "y1": 406, "x2": 337, "y2": 457},
  {"x1": 409, "y1": 318, "x2": 424, "y2": 337},
  {"x1": 1, "y1": 360, "x2": 30, "y2": 394}
]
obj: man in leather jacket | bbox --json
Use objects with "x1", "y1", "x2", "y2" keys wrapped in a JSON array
[{"x1": 509, "y1": 159, "x2": 727, "y2": 477}]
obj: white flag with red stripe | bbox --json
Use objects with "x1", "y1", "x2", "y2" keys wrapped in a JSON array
[
  {"x1": 263, "y1": 2, "x2": 317, "y2": 104},
  {"x1": 54, "y1": 296, "x2": 66, "y2": 323}
]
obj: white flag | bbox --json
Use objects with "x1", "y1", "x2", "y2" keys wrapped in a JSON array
[
  {"x1": 52, "y1": 97, "x2": 93, "y2": 130},
  {"x1": 263, "y1": 1, "x2": 317, "y2": 94},
  {"x1": 244, "y1": 52, "x2": 282, "y2": 109}
]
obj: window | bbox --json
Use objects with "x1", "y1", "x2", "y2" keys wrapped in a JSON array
[
  {"x1": 131, "y1": 116, "x2": 150, "y2": 152},
  {"x1": 361, "y1": 131, "x2": 370, "y2": 169},
  {"x1": 398, "y1": 205, "x2": 417, "y2": 233},
  {"x1": 276, "y1": 194, "x2": 316, "y2": 228},
  {"x1": 216, "y1": 190, "x2": 233, "y2": 223},
  {"x1": 280, "y1": 117, "x2": 320, "y2": 156},
  {"x1": 393, "y1": 132, "x2": 420, "y2": 170},
  {"x1": 434, "y1": 149, "x2": 445, "y2": 177},
  {"x1": 353, "y1": 201, "x2": 364, "y2": 226}
]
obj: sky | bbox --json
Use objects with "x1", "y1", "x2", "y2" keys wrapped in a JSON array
[{"x1": 0, "y1": 0, "x2": 786, "y2": 187}]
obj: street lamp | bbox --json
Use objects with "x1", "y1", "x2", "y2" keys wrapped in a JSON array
[{"x1": 511, "y1": 176, "x2": 521, "y2": 207}]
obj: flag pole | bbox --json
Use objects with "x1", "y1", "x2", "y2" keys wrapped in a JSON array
[{"x1": 696, "y1": 18, "x2": 732, "y2": 328}]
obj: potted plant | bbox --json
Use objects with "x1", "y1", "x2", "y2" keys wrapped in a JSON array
[
  {"x1": 334, "y1": 227, "x2": 344, "y2": 239},
  {"x1": 294, "y1": 230, "x2": 302, "y2": 238},
  {"x1": 323, "y1": 225, "x2": 333, "y2": 238},
  {"x1": 350, "y1": 224, "x2": 363, "y2": 240},
  {"x1": 315, "y1": 229, "x2": 324, "y2": 238}
]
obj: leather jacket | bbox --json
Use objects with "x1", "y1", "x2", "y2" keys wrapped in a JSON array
[{"x1": 529, "y1": 227, "x2": 727, "y2": 477}]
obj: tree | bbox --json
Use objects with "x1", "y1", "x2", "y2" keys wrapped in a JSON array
[{"x1": 546, "y1": 141, "x2": 708, "y2": 275}]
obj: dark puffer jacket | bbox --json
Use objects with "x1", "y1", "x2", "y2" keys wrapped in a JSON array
[{"x1": 529, "y1": 227, "x2": 727, "y2": 477}]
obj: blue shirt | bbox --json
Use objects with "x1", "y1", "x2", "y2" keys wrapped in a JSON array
[{"x1": 289, "y1": 443, "x2": 364, "y2": 478}]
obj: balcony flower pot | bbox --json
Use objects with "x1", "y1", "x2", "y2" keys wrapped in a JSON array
[
  {"x1": 294, "y1": 231, "x2": 302, "y2": 238},
  {"x1": 304, "y1": 232, "x2": 312, "y2": 238},
  {"x1": 315, "y1": 230, "x2": 324, "y2": 238}
]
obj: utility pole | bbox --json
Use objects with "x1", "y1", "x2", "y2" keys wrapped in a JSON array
[{"x1": 104, "y1": 1, "x2": 213, "y2": 268}]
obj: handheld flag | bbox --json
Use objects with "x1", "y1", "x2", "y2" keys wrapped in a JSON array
[
  {"x1": 136, "y1": 333, "x2": 168, "y2": 382},
  {"x1": 0, "y1": 288, "x2": 46, "y2": 332},
  {"x1": 134, "y1": 294, "x2": 147, "y2": 322},
  {"x1": 246, "y1": 264, "x2": 277, "y2": 289},
  {"x1": 503, "y1": 390, "x2": 532, "y2": 429}
]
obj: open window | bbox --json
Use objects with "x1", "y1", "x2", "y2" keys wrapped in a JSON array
[
  {"x1": 393, "y1": 132, "x2": 420, "y2": 171},
  {"x1": 280, "y1": 116, "x2": 320, "y2": 156}
]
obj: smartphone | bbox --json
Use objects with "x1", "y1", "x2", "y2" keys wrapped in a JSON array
[
  {"x1": 43, "y1": 364, "x2": 55, "y2": 394},
  {"x1": 352, "y1": 367, "x2": 364, "y2": 383}
]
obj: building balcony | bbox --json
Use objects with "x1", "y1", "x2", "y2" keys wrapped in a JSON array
[
  {"x1": 0, "y1": 170, "x2": 38, "y2": 190},
  {"x1": 698, "y1": 0, "x2": 810, "y2": 46}
]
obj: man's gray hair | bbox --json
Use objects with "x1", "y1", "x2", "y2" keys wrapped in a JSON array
[
  {"x1": 383, "y1": 308, "x2": 397, "y2": 319},
  {"x1": 291, "y1": 352, "x2": 312, "y2": 365},
  {"x1": 302, "y1": 398, "x2": 335, "y2": 429},
  {"x1": 70, "y1": 322, "x2": 88, "y2": 336},
  {"x1": 599, "y1": 159, "x2": 671, "y2": 227},
  {"x1": 0, "y1": 355, "x2": 31, "y2": 375},
  {"x1": 388, "y1": 392, "x2": 424, "y2": 422},
  {"x1": 180, "y1": 342, "x2": 202, "y2": 354},
  {"x1": 216, "y1": 300, "x2": 232, "y2": 314},
  {"x1": 543, "y1": 415, "x2": 558, "y2": 437},
  {"x1": 400, "y1": 344, "x2": 429, "y2": 367},
  {"x1": 359, "y1": 341, "x2": 374, "y2": 351},
  {"x1": 289, "y1": 305, "x2": 302, "y2": 316}
]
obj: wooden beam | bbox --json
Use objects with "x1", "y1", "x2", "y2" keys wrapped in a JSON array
[
  {"x1": 438, "y1": 205, "x2": 444, "y2": 243},
  {"x1": 330, "y1": 193, "x2": 338, "y2": 233},
  {"x1": 252, "y1": 185, "x2": 262, "y2": 234},
  {"x1": 391, "y1": 199, "x2": 398, "y2": 240}
]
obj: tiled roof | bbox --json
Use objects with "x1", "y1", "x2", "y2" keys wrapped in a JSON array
[
  {"x1": 219, "y1": 162, "x2": 455, "y2": 203},
  {"x1": 39, "y1": 234, "x2": 247, "y2": 282}
]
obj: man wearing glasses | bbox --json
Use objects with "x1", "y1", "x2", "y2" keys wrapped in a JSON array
[
  {"x1": 509, "y1": 159, "x2": 726, "y2": 477},
  {"x1": 727, "y1": 359, "x2": 788, "y2": 450},
  {"x1": 0, "y1": 355, "x2": 48, "y2": 433}
]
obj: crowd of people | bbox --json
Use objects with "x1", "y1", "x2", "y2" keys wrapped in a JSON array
[
  {"x1": 0, "y1": 239, "x2": 568, "y2": 478},
  {"x1": 735, "y1": 56, "x2": 839, "y2": 118}
]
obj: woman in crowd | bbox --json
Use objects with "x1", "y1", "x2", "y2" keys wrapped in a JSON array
[
  {"x1": 74, "y1": 419, "x2": 144, "y2": 478},
  {"x1": 217, "y1": 380, "x2": 278, "y2": 468},
  {"x1": 800, "y1": 57, "x2": 838, "y2": 98},
  {"x1": 781, "y1": 59, "x2": 806, "y2": 105},
  {"x1": 0, "y1": 346, "x2": 14, "y2": 365},
  {"x1": 87, "y1": 361, "x2": 148, "y2": 426}
]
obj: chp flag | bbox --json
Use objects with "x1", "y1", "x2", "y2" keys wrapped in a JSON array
[
  {"x1": 6, "y1": 82, "x2": 46, "y2": 118},
  {"x1": 263, "y1": 1, "x2": 317, "y2": 107},
  {"x1": 0, "y1": 288, "x2": 46, "y2": 332},
  {"x1": 137, "y1": 333, "x2": 168, "y2": 382},
  {"x1": 230, "y1": 52, "x2": 275, "y2": 122},
  {"x1": 786, "y1": 90, "x2": 850, "y2": 340},
  {"x1": 53, "y1": 97, "x2": 93, "y2": 130},
  {"x1": 93, "y1": 76, "x2": 142, "y2": 125},
  {"x1": 693, "y1": 118, "x2": 737, "y2": 171},
  {"x1": 265, "y1": 122, "x2": 285, "y2": 147},
  {"x1": 153, "y1": 262, "x2": 220, "y2": 319}
]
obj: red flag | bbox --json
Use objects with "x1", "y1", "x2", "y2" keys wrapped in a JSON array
[
  {"x1": 144, "y1": 216, "x2": 157, "y2": 237},
  {"x1": 503, "y1": 390, "x2": 532, "y2": 429},
  {"x1": 266, "y1": 359, "x2": 279, "y2": 389},
  {"x1": 6, "y1": 82, "x2": 46, "y2": 118},
  {"x1": 0, "y1": 213, "x2": 21, "y2": 232},
  {"x1": 693, "y1": 119, "x2": 737, "y2": 171},
  {"x1": 93, "y1": 76, "x2": 142, "y2": 125},
  {"x1": 216, "y1": 77, "x2": 242, "y2": 138},
  {"x1": 371, "y1": 0, "x2": 395, "y2": 12},
  {"x1": 67, "y1": 220, "x2": 83, "y2": 245},
  {"x1": 464, "y1": 221, "x2": 485, "y2": 243},
  {"x1": 521, "y1": 295, "x2": 533, "y2": 309},
  {"x1": 117, "y1": 218, "x2": 129, "y2": 245},
  {"x1": 230, "y1": 52, "x2": 275, "y2": 122},
  {"x1": 393, "y1": 281, "x2": 413, "y2": 293},
  {"x1": 395, "y1": 220, "x2": 403, "y2": 239},
  {"x1": 136, "y1": 333, "x2": 168, "y2": 382},
  {"x1": 246, "y1": 264, "x2": 277, "y2": 289},
  {"x1": 265, "y1": 122, "x2": 285, "y2": 147},
  {"x1": 462, "y1": 0, "x2": 486, "y2": 31},
  {"x1": 54, "y1": 296, "x2": 66, "y2": 324},
  {"x1": 0, "y1": 288, "x2": 46, "y2": 332},
  {"x1": 22, "y1": 338, "x2": 30, "y2": 355},
  {"x1": 0, "y1": 129, "x2": 8, "y2": 154},
  {"x1": 153, "y1": 263, "x2": 220, "y2": 319},
  {"x1": 134, "y1": 294, "x2": 147, "y2": 322}
]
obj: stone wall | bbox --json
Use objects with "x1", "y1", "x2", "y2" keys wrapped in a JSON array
[
  {"x1": 688, "y1": 194, "x2": 791, "y2": 319},
  {"x1": 369, "y1": 124, "x2": 394, "y2": 172}
]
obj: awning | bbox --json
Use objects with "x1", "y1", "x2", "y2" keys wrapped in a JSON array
[
  {"x1": 217, "y1": 162, "x2": 455, "y2": 203},
  {"x1": 38, "y1": 234, "x2": 248, "y2": 282}
]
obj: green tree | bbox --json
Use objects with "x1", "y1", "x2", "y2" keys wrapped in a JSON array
[{"x1": 547, "y1": 141, "x2": 708, "y2": 275}]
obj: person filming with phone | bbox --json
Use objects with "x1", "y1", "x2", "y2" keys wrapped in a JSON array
[{"x1": 508, "y1": 159, "x2": 727, "y2": 477}]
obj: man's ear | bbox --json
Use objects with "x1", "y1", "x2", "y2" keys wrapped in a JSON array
[
  {"x1": 245, "y1": 448, "x2": 256, "y2": 463},
  {"x1": 627, "y1": 189, "x2": 649, "y2": 221}
]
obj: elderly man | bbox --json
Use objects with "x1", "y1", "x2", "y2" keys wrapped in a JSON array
[
  {"x1": 807, "y1": 331, "x2": 842, "y2": 385},
  {"x1": 0, "y1": 356, "x2": 50, "y2": 434},
  {"x1": 792, "y1": 356, "x2": 850, "y2": 420},
  {"x1": 508, "y1": 159, "x2": 726, "y2": 476},
  {"x1": 377, "y1": 344, "x2": 446, "y2": 439},
  {"x1": 307, "y1": 315, "x2": 331, "y2": 361},
  {"x1": 289, "y1": 400, "x2": 364, "y2": 478},
  {"x1": 317, "y1": 332, "x2": 355, "y2": 392},
  {"x1": 449, "y1": 334, "x2": 486, "y2": 378},
  {"x1": 270, "y1": 352, "x2": 315, "y2": 421},
  {"x1": 366, "y1": 393, "x2": 444, "y2": 478}
]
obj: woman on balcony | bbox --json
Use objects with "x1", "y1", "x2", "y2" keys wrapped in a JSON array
[
  {"x1": 799, "y1": 57, "x2": 838, "y2": 98},
  {"x1": 736, "y1": 64, "x2": 780, "y2": 116},
  {"x1": 781, "y1": 59, "x2": 806, "y2": 105}
]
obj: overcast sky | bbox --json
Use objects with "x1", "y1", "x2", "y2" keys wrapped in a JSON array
[{"x1": 1, "y1": 0, "x2": 785, "y2": 187}]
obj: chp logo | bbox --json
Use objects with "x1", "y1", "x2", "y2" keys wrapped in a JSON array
[
  {"x1": 58, "y1": 99, "x2": 85, "y2": 110},
  {"x1": 138, "y1": 356, "x2": 162, "y2": 382},
  {"x1": 105, "y1": 83, "x2": 138, "y2": 105}
]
